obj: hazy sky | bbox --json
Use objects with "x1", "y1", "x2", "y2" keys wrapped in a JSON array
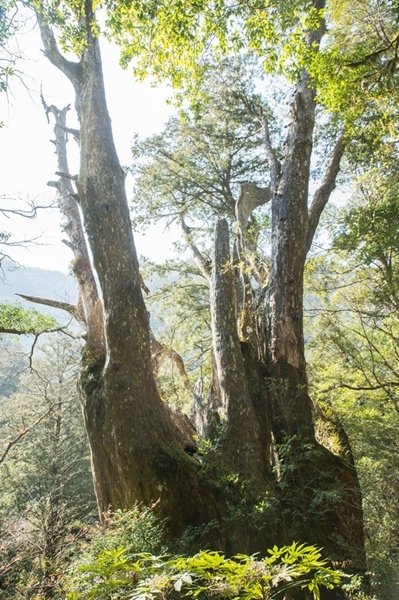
[{"x1": 0, "y1": 15, "x2": 177, "y2": 273}]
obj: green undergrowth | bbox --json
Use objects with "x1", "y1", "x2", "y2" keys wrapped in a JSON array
[{"x1": 66, "y1": 534, "x2": 345, "y2": 600}]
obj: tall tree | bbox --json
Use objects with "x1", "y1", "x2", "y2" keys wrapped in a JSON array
[
  {"x1": 306, "y1": 167, "x2": 399, "y2": 595},
  {"x1": 19, "y1": 0, "x2": 376, "y2": 591}
]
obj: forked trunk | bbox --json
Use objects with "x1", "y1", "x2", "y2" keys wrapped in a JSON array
[
  {"x1": 259, "y1": 70, "x2": 366, "y2": 574},
  {"x1": 36, "y1": 0, "x2": 367, "y2": 581},
  {"x1": 37, "y1": 13, "x2": 224, "y2": 541}
]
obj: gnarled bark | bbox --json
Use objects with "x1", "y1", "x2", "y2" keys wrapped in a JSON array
[
  {"x1": 33, "y1": 0, "x2": 366, "y2": 580},
  {"x1": 36, "y1": 10, "x2": 224, "y2": 540}
]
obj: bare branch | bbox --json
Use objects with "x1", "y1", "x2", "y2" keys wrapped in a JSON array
[
  {"x1": 340, "y1": 382, "x2": 399, "y2": 391},
  {"x1": 55, "y1": 171, "x2": 78, "y2": 181},
  {"x1": 0, "y1": 556, "x2": 24, "y2": 580},
  {"x1": 15, "y1": 293, "x2": 82, "y2": 323},
  {"x1": 56, "y1": 123, "x2": 80, "y2": 143},
  {"x1": 0, "y1": 406, "x2": 53, "y2": 466},
  {"x1": 180, "y1": 218, "x2": 211, "y2": 283},
  {"x1": 42, "y1": 100, "x2": 99, "y2": 323},
  {"x1": 150, "y1": 331, "x2": 189, "y2": 386},
  {"x1": 345, "y1": 33, "x2": 399, "y2": 68},
  {"x1": 0, "y1": 198, "x2": 55, "y2": 219},
  {"x1": 307, "y1": 135, "x2": 345, "y2": 251}
]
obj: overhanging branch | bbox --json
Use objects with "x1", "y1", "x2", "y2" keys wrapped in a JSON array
[{"x1": 15, "y1": 293, "x2": 82, "y2": 323}]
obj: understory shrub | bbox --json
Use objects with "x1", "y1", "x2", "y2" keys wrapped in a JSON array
[{"x1": 66, "y1": 537, "x2": 345, "y2": 600}]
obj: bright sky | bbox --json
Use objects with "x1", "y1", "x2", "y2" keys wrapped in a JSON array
[{"x1": 0, "y1": 14, "x2": 177, "y2": 273}]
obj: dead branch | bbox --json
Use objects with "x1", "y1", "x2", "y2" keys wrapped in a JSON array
[
  {"x1": 36, "y1": 13, "x2": 82, "y2": 88},
  {"x1": 236, "y1": 182, "x2": 271, "y2": 242},
  {"x1": 15, "y1": 293, "x2": 82, "y2": 323},
  {"x1": 55, "y1": 171, "x2": 78, "y2": 181},
  {"x1": 56, "y1": 123, "x2": 80, "y2": 143},
  {"x1": 149, "y1": 330, "x2": 190, "y2": 386}
]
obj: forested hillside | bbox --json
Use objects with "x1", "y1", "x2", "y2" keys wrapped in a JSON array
[{"x1": 0, "y1": 0, "x2": 398, "y2": 598}]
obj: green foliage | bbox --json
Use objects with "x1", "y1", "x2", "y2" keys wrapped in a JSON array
[
  {"x1": 104, "y1": 0, "x2": 325, "y2": 94},
  {"x1": 144, "y1": 261, "x2": 211, "y2": 411},
  {"x1": 31, "y1": 0, "x2": 90, "y2": 54},
  {"x1": 0, "y1": 301, "x2": 58, "y2": 334},
  {"x1": 335, "y1": 169, "x2": 399, "y2": 310},
  {"x1": 0, "y1": 336, "x2": 95, "y2": 598},
  {"x1": 0, "y1": 338, "x2": 26, "y2": 396},
  {"x1": 306, "y1": 189, "x2": 399, "y2": 596},
  {"x1": 67, "y1": 540, "x2": 345, "y2": 600},
  {"x1": 78, "y1": 507, "x2": 166, "y2": 559},
  {"x1": 134, "y1": 59, "x2": 274, "y2": 411},
  {"x1": 0, "y1": 0, "x2": 17, "y2": 93},
  {"x1": 66, "y1": 506, "x2": 166, "y2": 599},
  {"x1": 313, "y1": 0, "x2": 399, "y2": 160},
  {"x1": 131, "y1": 57, "x2": 269, "y2": 231}
]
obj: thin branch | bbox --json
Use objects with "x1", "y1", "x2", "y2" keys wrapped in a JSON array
[
  {"x1": 0, "y1": 326, "x2": 33, "y2": 335},
  {"x1": 56, "y1": 123, "x2": 80, "y2": 143},
  {"x1": 0, "y1": 406, "x2": 53, "y2": 465},
  {"x1": 0, "y1": 556, "x2": 24, "y2": 580},
  {"x1": 307, "y1": 135, "x2": 345, "y2": 251},
  {"x1": 149, "y1": 331, "x2": 189, "y2": 386},
  {"x1": 55, "y1": 171, "x2": 78, "y2": 181},
  {"x1": 345, "y1": 33, "x2": 399, "y2": 68},
  {"x1": 0, "y1": 200, "x2": 55, "y2": 219},
  {"x1": 340, "y1": 382, "x2": 399, "y2": 391}
]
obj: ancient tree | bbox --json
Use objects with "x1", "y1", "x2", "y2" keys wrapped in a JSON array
[{"x1": 22, "y1": 0, "x2": 367, "y2": 590}]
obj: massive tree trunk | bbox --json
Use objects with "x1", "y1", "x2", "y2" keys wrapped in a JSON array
[
  {"x1": 36, "y1": 9, "x2": 225, "y2": 542},
  {"x1": 258, "y1": 69, "x2": 366, "y2": 576},
  {"x1": 33, "y1": 0, "x2": 366, "y2": 587}
]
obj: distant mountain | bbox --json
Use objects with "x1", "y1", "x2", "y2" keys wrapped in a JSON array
[
  {"x1": 0, "y1": 259, "x2": 178, "y2": 334},
  {"x1": 0, "y1": 261, "x2": 79, "y2": 387},
  {"x1": 0, "y1": 260, "x2": 77, "y2": 327}
]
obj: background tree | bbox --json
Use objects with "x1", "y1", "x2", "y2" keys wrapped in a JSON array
[
  {"x1": 305, "y1": 157, "x2": 399, "y2": 596},
  {"x1": 0, "y1": 335, "x2": 95, "y2": 598}
]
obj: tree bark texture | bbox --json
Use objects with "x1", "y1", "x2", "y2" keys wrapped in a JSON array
[
  {"x1": 36, "y1": 0, "x2": 366, "y2": 582},
  {"x1": 37, "y1": 12, "x2": 224, "y2": 541}
]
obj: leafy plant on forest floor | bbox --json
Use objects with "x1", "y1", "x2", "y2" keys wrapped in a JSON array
[{"x1": 66, "y1": 541, "x2": 345, "y2": 600}]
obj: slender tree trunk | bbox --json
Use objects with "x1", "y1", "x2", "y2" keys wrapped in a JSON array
[{"x1": 211, "y1": 219, "x2": 269, "y2": 485}]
